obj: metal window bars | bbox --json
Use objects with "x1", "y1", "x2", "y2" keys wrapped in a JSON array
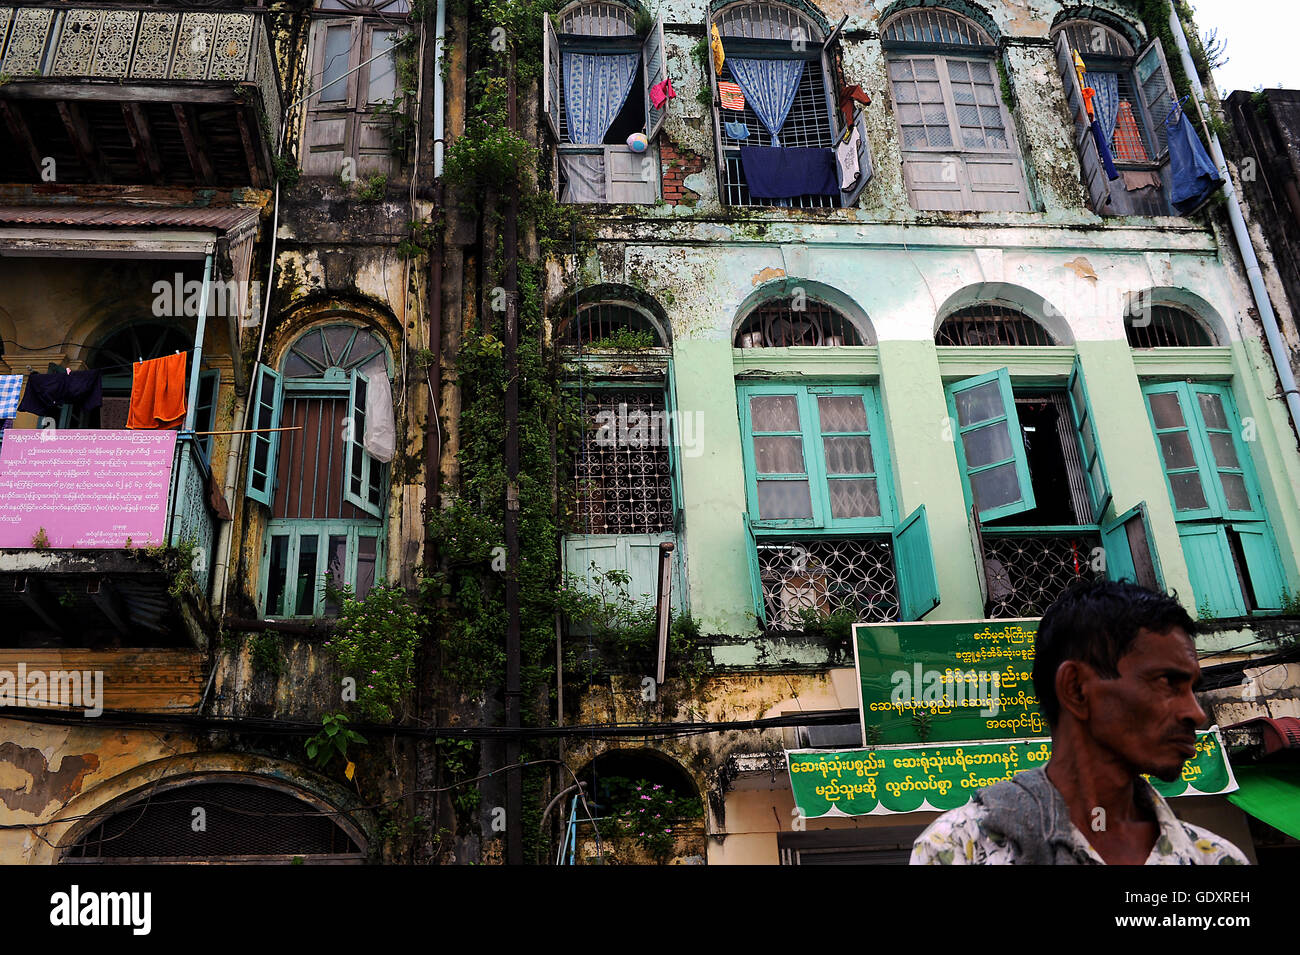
[
  {"x1": 756, "y1": 538, "x2": 899, "y2": 629},
  {"x1": 560, "y1": 1, "x2": 637, "y2": 36},
  {"x1": 982, "y1": 533, "x2": 1101, "y2": 619},
  {"x1": 569, "y1": 389, "x2": 674, "y2": 535},
  {"x1": 734, "y1": 300, "x2": 863, "y2": 347},
  {"x1": 882, "y1": 8, "x2": 993, "y2": 47},
  {"x1": 558, "y1": 303, "x2": 665, "y2": 347},
  {"x1": 935, "y1": 304, "x2": 1058, "y2": 346},
  {"x1": 1126, "y1": 305, "x2": 1215, "y2": 347}
]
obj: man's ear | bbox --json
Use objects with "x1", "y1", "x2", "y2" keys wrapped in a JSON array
[{"x1": 1054, "y1": 660, "x2": 1092, "y2": 724}]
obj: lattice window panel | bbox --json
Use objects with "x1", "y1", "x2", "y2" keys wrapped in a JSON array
[
  {"x1": 560, "y1": 2, "x2": 636, "y2": 36},
  {"x1": 1055, "y1": 20, "x2": 1135, "y2": 59},
  {"x1": 882, "y1": 8, "x2": 993, "y2": 47},
  {"x1": 757, "y1": 538, "x2": 898, "y2": 628},
  {"x1": 1126, "y1": 305, "x2": 1215, "y2": 347},
  {"x1": 572, "y1": 389, "x2": 674, "y2": 534},
  {"x1": 936, "y1": 304, "x2": 1057, "y2": 346},
  {"x1": 559, "y1": 303, "x2": 664, "y2": 347},
  {"x1": 721, "y1": 57, "x2": 836, "y2": 208},
  {"x1": 734, "y1": 300, "x2": 864, "y2": 347},
  {"x1": 982, "y1": 533, "x2": 1101, "y2": 619}
]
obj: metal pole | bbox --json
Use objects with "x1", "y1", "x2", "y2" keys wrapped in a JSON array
[{"x1": 184, "y1": 250, "x2": 213, "y2": 433}]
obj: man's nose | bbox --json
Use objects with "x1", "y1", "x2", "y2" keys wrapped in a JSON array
[{"x1": 1180, "y1": 687, "x2": 1208, "y2": 726}]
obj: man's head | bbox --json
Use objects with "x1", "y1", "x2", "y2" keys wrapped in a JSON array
[{"x1": 1032, "y1": 580, "x2": 1206, "y2": 781}]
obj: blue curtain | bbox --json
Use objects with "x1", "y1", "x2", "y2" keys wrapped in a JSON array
[
  {"x1": 1085, "y1": 71, "x2": 1120, "y2": 142},
  {"x1": 728, "y1": 58, "x2": 804, "y2": 147},
  {"x1": 563, "y1": 52, "x2": 639, "y2": 145}
]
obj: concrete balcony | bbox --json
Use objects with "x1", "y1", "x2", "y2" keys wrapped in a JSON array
[{"x1": 0, "y1": 4, "x2": 282, "y2": 186}]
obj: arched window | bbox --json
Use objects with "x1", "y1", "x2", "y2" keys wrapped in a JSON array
[
  {"x1": 735, "y1": 299, "x2": 866, "y2": 347},
  {"x1": 1127, "y1": 305, "x2": 1216, "y2": 347},
  {"x1": 248, "y1": 322, "x2": 393, "y2": 618},
  {"x1": 882, "y1": 7, "x2": 1029, "y2": 212},
  {"x1": 544, "y1": 2, "x2": 667, "y2": 204},
  {"x1": 936, "y1": 304, "x2": 1058, "y2": 346},
  {"x1": 63, "y1": 778, "x2": 366, "y2": 863},
  {"x1": 557, "y1": 302, "x2": 667, "y2": 348}
]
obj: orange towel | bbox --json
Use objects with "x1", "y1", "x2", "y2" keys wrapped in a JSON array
[{"x1": 127, "y1": 352, "x2": 188, "y2": 430}]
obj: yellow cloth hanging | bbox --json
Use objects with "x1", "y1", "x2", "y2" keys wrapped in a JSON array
[{"x1": 710, "y1": 23, "x2": 725, "y2": 76}]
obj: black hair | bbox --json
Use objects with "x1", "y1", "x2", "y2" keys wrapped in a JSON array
[{"x1": 1032, "y1": 579, "x2": 1197, "y2": 727}]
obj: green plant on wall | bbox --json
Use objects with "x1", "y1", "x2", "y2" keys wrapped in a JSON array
[
  {"x1": 305, "y1": 712, "x2": 366, "y2": 772},
  {"x1": 323, "y1": 584, "x2": 423, "y2": 722},
  {"x1": 249, "y1": 632, "x2": 284, "y2": 677},
  {"x1": 594, "y1": 775, "x2": 703, "y2": 864}
]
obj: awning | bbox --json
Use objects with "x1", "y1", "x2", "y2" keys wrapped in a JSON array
[
  {"x1": 0, "y1": 205, "x2": 261, "y2": 257},
  {"x1": 1227, "y1": 764, "x2": 1300, "y2": 840}
]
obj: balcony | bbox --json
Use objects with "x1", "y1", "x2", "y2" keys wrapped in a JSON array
[
  {"x1": 0, "y1": 431, "x2": 219, "y2": 648},
  {"x1": 0, "y1": 4, "x2": 282, "y2": 186}
]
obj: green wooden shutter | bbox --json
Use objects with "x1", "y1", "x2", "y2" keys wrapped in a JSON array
[
  {"x1": 245, "y1": 363, "x2": 282, "y2": 507},
  {"x1": 1066, "y1": 357, "x2": 1111, "y2": 522},
  {"x1": 1100, "y1": 502, "x2": 1164, "y2": 591},
  {"x1": 1232, "y1": 522, "x2": 1286, "y2": 611},
  {"x1": 892, "y1": 504, "x2": 939, "y2": 621},
  {"x1": 1142, "y1": 382, "x2": 1219, "y2": 520},
  {"x1": 344, "y1": 368, "x2": 384, "y2": 518},
  {"x1": 945, "y1": 368, "x2": 1036, "y2": 522},
  {"x1": 1178, "y1": 523, "x2": 1246, "y2": 618},
  {"x1": 666, "y1": 359, "x2": 685, "y2": 532},
  {"x1": 195, "y1": 368, "x2": 221, "y2": 463},
  {"x1": 743, "y1": 513, "x2": 766, "y2": 627}
]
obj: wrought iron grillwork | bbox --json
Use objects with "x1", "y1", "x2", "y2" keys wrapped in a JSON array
[
  {"x1": 1126, "y1": 305, "x2": 1215, "y2": 347},
  {"x1": 936, "y1": 304, "x2": 1058, "y2": 346},
  {"x1": 756, "y1": 538, "x2": 898, "y2": 628},
  {"x1": 65, "y1": 782, "x2": 361, "y2": 859},
  {"x1": 558, "y1": 303, "x2": 665, "y2": 347},
  {"x1": 882, "y1": 8, "x2": 993, "y2": 47},
  {"x1": 560, "y1": 1, "x2": 636, "y2": 35},
  {"x1": 734, "y1": 300, "x2": 864, "y2": 347},
  {"x1": 721, "y1": 58, "x2": 837, "y2": 208},
  {"x1": 1054, "y1": 20, "x2": 1135, "y2": 58},
  {"x1": 715, "y1": 1, "x2": 822, "y2": 41},
  {"x1": 982, "y1": 533, "x2": 1101, "y2": 618},
  {"x1": 572, "y1": 389, "x2": 673, "y2": 534}
]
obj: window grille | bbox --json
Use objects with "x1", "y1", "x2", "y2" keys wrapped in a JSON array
[
  {"x1": 560, "y1": 1, "x2": 636, "y2": 36},
  {"x1": 282, "y1": 324, "x2": 388, "y2": 378},
  {"x1": 734, "y1": 300, "x2": 864, "y2": 347},
  {"x1": 1055, "y1": 20, "x2": 1135, "y2": 59},
  {"x1": 317, "y1": 0, "x2": 410, "y2": 13},
  {"x1": 571, "y1": 389, "x2": 674, "y2": 534},
  {"x1": 1126, "y1": 305, "x2": 1215, "y2": 347},
  {"x1": 982, "y1": 533, "x2": 1101, "y2": 618},
  {"x1": 1052, "y1": 22, "x2": 1155, "y2": 162},
  {"x1": 559, "y1": 303, "x2": 665, "y2": 347},
  {"x1": 936, "y1": 305, "x2": 1057, "y2": 346},
  {"x1": 882, "y1": 8, "x2": 993, "y2": 47},
  {"x1": 715, "y1": 1, "x2": 822, "y2": 41},
  {"x1": 756, "y1": 538, "x2": 899, "y2": 627}
]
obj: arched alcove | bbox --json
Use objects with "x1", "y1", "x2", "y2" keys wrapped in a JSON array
[
  {"x1": 935, "y1": 283, "x2": 1072, "y2": 345},
  {"x1": 732, "y1": 279, "x2": 876, "y2": 347}
]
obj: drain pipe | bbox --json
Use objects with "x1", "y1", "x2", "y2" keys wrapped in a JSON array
[
  {"x1": 1168, "y1": 8, "x2": 1300, "y2": 439},
  {"x1": 434, "y1": 0, "x2": 446, "y2": 178}
]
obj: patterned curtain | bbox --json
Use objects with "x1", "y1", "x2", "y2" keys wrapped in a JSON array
[
  {"x1": 1086, "y1": 71, "x2": 1120, "y2": 142},
  {"x1": 728, "y1": 58, "x2": 805, "y2": 147},
  {"x1": 563, "y1": 52, "x2": 639, "y2": 145}
]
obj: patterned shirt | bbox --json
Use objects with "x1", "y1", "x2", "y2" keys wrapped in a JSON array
[{"x1": 910, "y1": 777, "x2": 1249, "y2": 865}]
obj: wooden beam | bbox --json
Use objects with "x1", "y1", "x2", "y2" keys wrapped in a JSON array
[
  {"x1": 14, "y1": 576, "x2": 65, "y2": 635},
  {"x1": 235, "y1": 106, "x2": 267, "y2": 189},
  {"x1": 0, "y1": 100, "x2": 45, "y2": 178},
  {"x1": 172, "y1": 103, "x2": 215, "y2": 185},
  {"x1": 56, "y1": 100, "x2": 108, "y2": 183},
  {"x1": 121, "y1": 102, "x2": 164, "y2": 185},
  {"x1": 1, "y1": 82, "x2": 246, "y2": 105}
]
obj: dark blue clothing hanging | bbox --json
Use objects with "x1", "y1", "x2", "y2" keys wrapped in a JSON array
[
  {"x1": 1166, "y1": 105, "x2": 1223, "y2": 214},
  {"x1": 1091, "y1": 119, "x2": 1120, "y2": 181},
  {"x1": 739, "y1": 146, "x2": 839, "y2": 198},
  {"x1": 16, "y1": 369, "x2": 102, "y2": 418}
]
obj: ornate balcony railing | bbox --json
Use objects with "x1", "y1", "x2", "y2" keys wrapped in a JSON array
[
  {"x1": 982, "y1": 532, "x2": 1101, "y2": 619},
  {"x1": 756, "y1": 538, "x2": 899, "y2": 629}
]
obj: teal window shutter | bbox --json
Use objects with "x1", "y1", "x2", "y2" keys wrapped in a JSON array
[
  {"x1": 666, "y1": 359, "x2": 685, "y2": 531},
  {"x1": 892, "y1": 504, "x2": 939, "y2": 620},
  {"x1": 195, "y1": 368, "x2": 221, "y2": 463},
  {"x1": 344, "y1": 368, "x2": 385, "y2": 518},
  {"x1": 1066, "y1": 357, "x2": 1111, "y2": 522},
  {"x1": 245, "y1": 363, "x2": 283, "y2": 507},
  {"x1": 1100, "y1": 501, "x2": 1164, "y2": 591},
  {"x1": 742, "y1": 513, "x2": 767, "y2": 627},
  {"x1": 1191, "y1": 385, "x2": 1262, "y2": 520},
  {"x1": 1232, "y1": 522, "x2": 1286, "y2": 610},
  {"x1": 945, "y1": 367, "x2": 1036, "y2": 522},
  {"x1": 1177, "y1": 523, "x2": 1246, "y2": 617},
  {"x1": 1142, "y1": 382, "x2": 1218, "y2": 520}
]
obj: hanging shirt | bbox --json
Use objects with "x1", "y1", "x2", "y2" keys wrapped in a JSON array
[
  {"x1": 724, "y1": 120, "x2": 750, "y2": 141},
  {"x1": 127, "y1": 352, "x2": 188, "y2": 430},
  {"x1": 0, "y1": 375, "x2": 22, "y2": 418},
  {"x1": 649, "y1": 77, "x2": 676, "y2": 110},
  {"x1": 1113, "y1": 100, "x2": 1151, "y2": 163},
  {"x1": 1167, "y1": 109, "x2": 1223, "y2": 214},
  {"x1": 363, "y1": 374, "x2": 395, "y2": 464},
  {"x1": 836, "y1": 127, "x2": 862, "y2": 193},
  {"x1": 16, "y1": 369, "x2": 103, "y2": 418}
]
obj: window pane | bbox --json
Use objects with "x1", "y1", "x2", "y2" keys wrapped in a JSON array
[
  {"x1": 1148, "y1": 392, "x2": 1184, "y2": 430},
  {"x1": 817, "y1": 396, "x2": 868, "y2": 432},
  {"x1": 1169, "y1": 471, "x2": 1208, "y2": 511},
  {"x1": 266, "y1": 534, "x2": 290, "y2": 616},
  {"x1": 324, "y1": 534, "x2": 347, "y2": 616},
  {"x1": 751, "y1": 395, "x2": 800, "y2": 431},
  {"x1": 295, "y1": 533, "x2": 320, "y2": 616},
  {"x1": 1208, "y1": 432, "x2": 1240, "y2": 469},
  {"x1": 324, "y1": 326, "x2": 357, "y2": 366},
  {"x1": 320, "y1": 26, "x2": 352, "y2": 103},
  {"x1": 1220, "y1": 473, "x2": 1251, "y2": 511},
  {"x1": 955, "y1": 381, "x2": 1003, "y2": 426},
  {"x1": 913, "y1": 59, "x2": 938, "y2": 79},
  {"x1": 757, "y1": 480, "x2": 812, "y2": 520},
  {"x1": 754, "y1": 436, "x2": 804, "y2": 474},
  {"x1": 828, "y1": 478, "x2": 880, "y2": 519},
  {"x1": 368, "y1": 29, "x2": 398, "y2": 103},
  {"x1": 1158, "y1": 432, "x2": 1197, "y2": 470},
  {"x1": 823, "y1": 436, "x2": 874, "y2": 474},
  {"x1": 1197, "y1": 392, "x2": 1229, "y2": 430},
  {"x1": 969, "y1": 462, "x2": 1020, "y2": 512},
  {"x1": 356, "y1": 535, "x2": 377, "y2": 599},
  {"x1": 1079, "y1": 417, "x2": 1097, "y2": 462},
  {"x1": 962, "y1": 420, "x2": 1013, "y2": 468}
]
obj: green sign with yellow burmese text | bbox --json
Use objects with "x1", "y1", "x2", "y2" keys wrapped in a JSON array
[{"x1": 787, "y1": 729, "x2": 1237, "y2": 817}]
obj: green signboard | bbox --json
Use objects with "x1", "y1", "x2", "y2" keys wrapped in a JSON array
[
  {"x1": 787, "y1": 728, "x2": 1237, "y2": 817},
  {"x1": 853, "y1": 619, "x2": 1042, "y2": 744}
]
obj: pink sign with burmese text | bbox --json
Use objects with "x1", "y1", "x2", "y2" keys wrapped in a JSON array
[{"x1": 0, "y1": 430, "x2": 177, "y2": 548}]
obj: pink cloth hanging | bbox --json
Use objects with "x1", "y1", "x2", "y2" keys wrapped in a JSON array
[{"x1": 649, "y1": 77, "x2": 676, "y2": 110}]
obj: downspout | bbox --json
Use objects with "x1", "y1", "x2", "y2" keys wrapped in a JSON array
[
  {"x1": 434, "y1": 0, "x2": 446, "y2": 178},
  {"x1": 1168, "y1": 9, "x2": 1300, "y2": 440}
]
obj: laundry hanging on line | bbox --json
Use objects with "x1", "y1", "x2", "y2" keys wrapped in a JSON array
[
  {"x1": 724, "y1": 120, "x2": 750, "y2": 140},
  {"x1": 836, "y1": 127, "x2": 862, "y2": 194},
  {"x1": 838, "y1": 84, "x2": 871, "y2": 129},
  {"x1": 1166, "y1": 99, "x2": 1224, "y2": 214},
  {"x1": 127, "y1": 352, "x2": 188, "y2": 430},
  {"x1": 16, "y1": 369, "x2": 103, "y2": 419},
  {"x1": 649, "y1": 77, "x2": 676, "y2": 110},
  {"x1": 718, "y1": 81, "x2": 745, "y2": 111},
  {"x1": 739, "y1": 146, "x2": 839, "y2": 199},
  {"x1": 0, "y1": 374, "x2": 22, "y2": 418}
]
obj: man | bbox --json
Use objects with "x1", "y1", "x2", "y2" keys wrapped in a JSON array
[{"x1": 910, "y1": 580, "x2": 1248, "y2": 864}]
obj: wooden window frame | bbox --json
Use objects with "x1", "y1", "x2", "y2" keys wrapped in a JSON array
[{"x1": 259, "y1": 520, "x2": 385, "y2": 619}]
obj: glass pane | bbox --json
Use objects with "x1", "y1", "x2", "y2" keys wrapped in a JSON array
[
  {"x1": 1079, "y1": 417, "x2": 1096, "y2": 462},
  {"x1": 320, "y1": 26, "x2": 352, "y2": 103},
  {"x1": 969, "y1": 462, "x2": 1020, "y2": 512},
  {"x1": 922, "y1": 105, "x2": 949, "y2": 125},
  {"x1": 1208, "y1": 432, "x2": 1239, "y2": 469},
  {"x1": 823, "y1": 436, "x2": 873, "y2": 474},
  {"x1": 1220, "y1": 473, "x2": 1251, "y2": 511},
  {"x1": 828, "y1": 478, "x2": 880, "y2": 519},
  {"x1": 368, "y1": 29, "x2": 398, "y2": 103},
  {"x1": 1197, "y1": 392, "x2": 1229, "y2": 430},
  {"x1": 754, "y1": 436, "x2": 804, "y2": 474},
  {"x1": 266, "y1": 534, "x2": 289, "y2": 616},
  {"x1": 1158, "y1": 432, "x2": 1197, "y2": 470},
  {"x1": 948, "y1": 60, "x2": 970, "y2": 81},
  {"x1": 295, "y1": 328, "x2": 326, "y2": 368},
  {"x1": 962, "y1": 128, "x2": 985, "y2": 148},
  {"x1": 324, "y1": 326, "x2": 357, "y2": 366},
  {"x1": 1148, "y1": 392, "x2": 1184, "y2": 430},
  {"x1": 324, "y1": 534, "x2": 347, "y2": 616},
  {"x1": 817, "y1": 395, "x2": 868, "y2": 432},
  {"x1": 750, "y1": 395, "x2": 800, "y2": 432},
  {"x1": 890, "y1": 60, "x2": 915, "y2": 80},
  {"x1": 962, "y1": 420, "x2": 1013, "y2": 468},
  {"x1": 356, "y1": 536, "x2": 377, "y2": 599},
  {"x1": 913, "y1": 58, "x2": 938, "y2": 79},
  {"x1": 1169, "y1": 471, "x2": 1208, "y2": 511},
  {"x1": 970, "y1": 61, "x2": 992, "y2": 82},
  {"x1": 926, "y1": 125, "x2": 954, "y2": 147},
  {"x1": 283, "y1": 352, "x2": 315, "y2": 378},
  {"x1": 295, "y1": 534, "x2": 320, "y2": 616},
  {"x1": 757, "y1": 480, "x2": 812, "y2": 520},
  {"x1": 954, "y1": 380, "x2": 1003, "y2": 426},
  {"x1": 980, "y1": 106, "x2": 1004, "y2": 129}
]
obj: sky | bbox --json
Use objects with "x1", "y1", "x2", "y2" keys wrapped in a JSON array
[{"x1": 1185, "y1": 0, "x2": 1300, "y2": 94}]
